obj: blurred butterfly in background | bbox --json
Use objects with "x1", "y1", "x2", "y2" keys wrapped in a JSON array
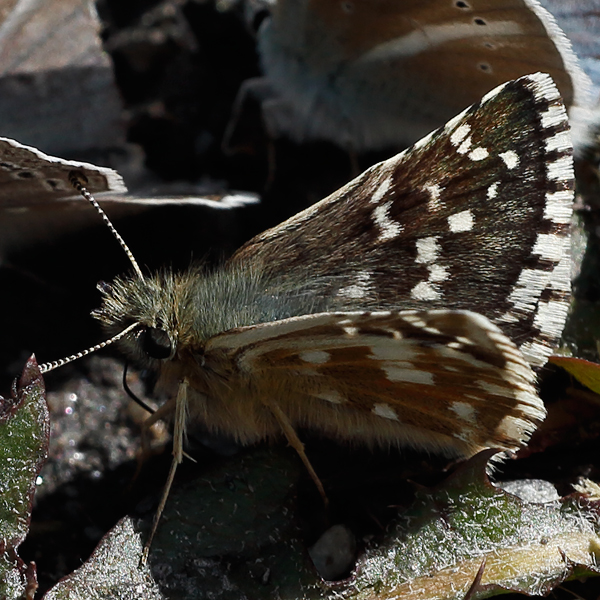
[
  {"x1": 0, "y1": 2, "x2": 259, "y2": 258},
  {"x1": 0, "y1": 137, "x2": 259, "y2": 258},
  {"x1": 229, "y1": 0, "x2": 594, "y2": 155}
]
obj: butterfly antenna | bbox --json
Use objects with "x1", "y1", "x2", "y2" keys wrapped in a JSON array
[
  {"x1": 69, "y1": 170, "x2": 145, "y2": 280},
  {"x1": 39, "y1": 322, "x2": 141, "y2": 374}
]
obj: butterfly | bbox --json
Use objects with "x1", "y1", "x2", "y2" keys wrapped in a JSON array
[
  {"x1": 231, "y1": 0, "x2": 592, "y2": 154},
  {"x1": 37, "y1": 72, "x2": 573, "y2": 555}
]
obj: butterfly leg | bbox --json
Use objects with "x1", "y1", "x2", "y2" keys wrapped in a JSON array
[
  {"x1": 264, "y1": 399, "x2": 328, "y2": 506},
  {"x1": 139, "y1": 394, "x2": 175, "y2": 452},
  {"x1": 141, "y1": 378, "x2": 189, "y2": 564}
]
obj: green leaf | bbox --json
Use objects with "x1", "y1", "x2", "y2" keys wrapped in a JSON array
[
  {"x1": 0, "y1": 357, "x2": 50, "y2": 600},
  {"x1": 44, "y1": 518, "x2": 163, "y2": 600},
  {"x1": 549, "y1": 355, "x2": 600, "y2": 397},
  {"x1": 61, "y1": 447, "x2": 600, "y2": 600},
  {"x1": 348, "y1": 450, "x2": 600, "y2": 599}
]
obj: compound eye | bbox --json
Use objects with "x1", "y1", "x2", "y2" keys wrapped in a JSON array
[{"x1": 139, "y1": 327, "x2": 172, "y2": 359}]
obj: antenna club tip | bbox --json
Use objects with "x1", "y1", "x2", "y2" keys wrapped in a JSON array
[{"x1": 68, "y1": 170, "x2": 89, "y2": 189}]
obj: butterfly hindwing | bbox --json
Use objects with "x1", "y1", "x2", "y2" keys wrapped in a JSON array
[{"x1": 205, "y1": 309, "x2": 543, "y2": 455}]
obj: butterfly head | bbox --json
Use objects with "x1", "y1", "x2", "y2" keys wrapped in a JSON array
[{"x1": 92, "y1": 272, "x2": 185, "y2": 367}]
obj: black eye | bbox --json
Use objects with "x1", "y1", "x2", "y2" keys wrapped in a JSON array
[{"x1": 139, "y1": 327, "x2": 172, "y2": 359}]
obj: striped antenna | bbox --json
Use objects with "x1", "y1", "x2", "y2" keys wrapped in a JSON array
[
  {"x1": 69, "y1": 171, "x2": 144, "y2": 280},
  {"x1": 39, "y1": 322, "x2": 141, "y2": 374}
]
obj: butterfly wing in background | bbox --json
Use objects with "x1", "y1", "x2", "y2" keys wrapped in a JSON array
[
  {"x1": 229, "y1": 73, "x2": 574, "y2": 368},
  {"x1": 540, "y1": 0, "x2": 600, "y2": 99},
  {"x1": 243, "y1": 0, "x2": 592, "y2": 152},
  {"x1": 0, "y1": 137, "x2": 259, "y2": 256}
]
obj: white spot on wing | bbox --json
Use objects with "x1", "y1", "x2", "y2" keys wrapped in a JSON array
[
  {"x1": 383, "y1": 366, "x2": 435, "y2": 385},
  {"x1": 496, "y1": 311, "x2": 520, "y2": 324},
  {"x1": 487, "y1": 182, "x2": 498, "y2": 199},
  {"x1": 541, "y1": 104, "x2": 567, "y2": 129},
  {"x1": 548, "y1": 254, "x2": 571, "y2": 292},
  {"x1": 457, "y1": 136, "x2": 472, "y2": 154},
  {"x1": 370, "y1": 178, "x2": 392, "y2": 204},
  {"x1": 413, "y1": 237, "x2": 446, "y2": 300},
  {"x1": 451, "y1": 401, "x2": 477, "y2": 423},
  {"x1": 317, "y1": 391, "x2": 345, "y2": 404},
  {"x1": 412, "y1": 130, "x2": 435, "y2": 151},
  {"x1": 533, "y1": 300, "x2": 570, "y2": 338},
  {"x1": 532, "y1": 233, "x2": 569, "y2": 262},
  {"x1": 415, "y1": 236, "x2": 440, "y2": 263},
  {"x1": 500, "y1": 150, "x2": 519, "y2": 169},
  {"x1": 411, "y1": 281, "x2": 441, "y2": 300},
  {"x1": 545, "y1": 130, "x2": 571, "y2": 153},
  {"x1": 495, "y1": 251, "x2": 571, "y2": 367},
  {"x1": 450, "y1": 123, "x2": 471, "y2": 146},
  {"x1": 372, "y1": 403, "x2": 399, "y2": 421},
  {"x1": 338, "y1": 270, "x2": 372, "y2": 299},
  {"x1": 428, "y1": 264, "x2": 450, "y2": 283},
  {"x1": 526, "y1": 72, "x2": 561, "y2": 103},
  {"x1": 509, "y1": 269, "x2": 551, "y2": 306},
  {"x1": 519, "y1": 340, "x2": 553, "y2": 368},
  {"x1": 468, "y1": 147, "x2": 489, "y2": 161},
  {"x1": 448, "y1": 209, "x2": 474, "y2": 233},
  {"x1": 423, "y1": 183, "x2": 444, "y2": 211},
  {"x1": 373, "y1": 201, "x2": 402, "y2": 241},
  {"x1": 547, "y1": 155, "x2": 574, "y2": 181},
  {"x1": 423, "y1": 326, "x2": 442, "y2": 335},
  {"x1": 444, "y1": 109, "x2": 470, "y2": 134},
  {"x1": 495, "y1": 415, "x2": 535, "y2": 445},
  {"x1": 300, "y1": 350, "x2": 330, "y2": 364},
  {"x1": 544, "y1": 191, "x2": 572, "y2": 224},
  {"x1": 477, "y1": 380, "x2": 511, "y2": 397},
  {"x1": 400, "y1": 313, "x2": 427, "y2": 328}
]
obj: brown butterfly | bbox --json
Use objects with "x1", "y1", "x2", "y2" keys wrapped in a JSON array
[{"x1": 38, "y1": 73, "x2": 572, "y2": 556}]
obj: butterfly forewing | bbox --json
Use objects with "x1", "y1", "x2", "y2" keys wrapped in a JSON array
[
  {"x1": 230, "y1": 73, "x2": 574, "y2": 367},
  {"x1": 205, "y1": 310, "x2": 542, "y2": 455}
]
